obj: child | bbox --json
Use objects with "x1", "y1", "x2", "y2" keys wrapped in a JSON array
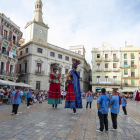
[
  {"x1": 8, "y1": 92, "x2": 12, "y2": 105},
  {"x1": 39, "y1": 95, "x2": 43, "y2": 103},
  {"x1": 121, "y1": 94, "x2": 127, "y2": 116},
  {"x1": 85, "y1": 91, "x2": 93, "y2": 110},
  {"x1": 43, "y1": 94, "x2": 45, "y2": 102},
  {"x1": 34, "y1": 94, "x2": 37, "y2": 103}
]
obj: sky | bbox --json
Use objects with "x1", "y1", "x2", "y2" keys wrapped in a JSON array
[{"x1": 0, "y1": 0, "x2": 140, "y2": 65}]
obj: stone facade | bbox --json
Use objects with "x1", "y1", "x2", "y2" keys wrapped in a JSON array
[{"x1": 17, "y1": 0, "x2": 91, "y2": 91}]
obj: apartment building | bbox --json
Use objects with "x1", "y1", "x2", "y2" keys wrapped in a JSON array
[
  {"x1": 91, "y1": 42, "x2": 121, "y2": 92},
  {"x1": 121, "y1": 45, "x2": 140, "y2": 89},
  {"x1": 0, "y1": 13, "x2": 22, "y2": 82}
]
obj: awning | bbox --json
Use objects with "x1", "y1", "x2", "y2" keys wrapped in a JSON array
[
  {"x1": 0, "y1": 79, "x2": 8, "y2": 85},
  {"x1": 106, "y1": 88, "x2": 112, "y2": 92},
  {"x1": 121, "y1": 87, "x2": 138, "y2": 93},
  {"x1": 0, "y1": 80, "x2": 32, "y2": 88},
  {"x1": 11, "y1": 48, "x2": 17, "y2": 57},
  {"x1": 17, "y1": 82, "x2": 32, "y2": 88}
]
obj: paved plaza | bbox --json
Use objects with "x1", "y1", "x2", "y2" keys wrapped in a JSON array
[{"x1": 0, "y1": 99, "x2": 140, "y2": 140}]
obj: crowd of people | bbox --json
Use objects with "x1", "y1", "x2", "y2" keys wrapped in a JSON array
[{"x1": 0, "y1": 87, "x2": 48, "y2": 106}]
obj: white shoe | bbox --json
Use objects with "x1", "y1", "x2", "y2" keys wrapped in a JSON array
[
  {"x1": 73, "y1": 113, "x2": 76, "y2": 115},
  {"x1": 27, "y1": 106, "x2": 30, "y2": 108},
  {"x1": 15, "y1": 114, "x2": 19, "y2": 115},
  {"x1": 85, "y1": 108, "x2": 87, "y2": 109},
  {"x1": 124, "y1": 115, "x2": 127, "y2": 116},
  {"x1": 11, "y1": 113, "x2": 14, "y2": 115},
  {"x1": 110, "y1": 127, "x2": 117, "y2": 131},
  {"x1": 96, "y1": 129, "x2": 103, "y2": 133}
]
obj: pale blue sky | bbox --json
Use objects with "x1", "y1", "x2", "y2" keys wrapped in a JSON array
[{"x1": 1, "y1": 0, "x2": 140, "y2": 64}]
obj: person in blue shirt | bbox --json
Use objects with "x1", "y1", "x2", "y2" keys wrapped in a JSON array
[
  {"x1": 110, "y1": 89, "x2": 120, "y2": 130},
  {"x1": 121, "y1": 94, "x2": 127, "y2": 116},
  {"x1": 27, "y1": 89, "x2": 32, "y2": 108},
  {"x1": 96, "y1": 88, "x2": 110, "y2": 133},
  {"x1": 11, "y1": 87, "x2": 22, "y2": 115},
  {"x1": 85, "y1": 91, "x2": 93, "y2": 110}
]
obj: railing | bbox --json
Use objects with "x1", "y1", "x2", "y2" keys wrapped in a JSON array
[
  {"x1": 96, "y1": 58, "x2": 102, "y2": 62},
  {"x1": 96, "y1": 68, "x2": 102, "y2": 71},
  {"x1": 104, "y1": 68, "x2": 111, "y2": 71},
  {"x1": 0, "y1": 49, "x2": 18, "y2": 59},
  {"x1": 2, "y1": 35, "x2": 11, "y2": 42},
  {"x1": 113, "y1": 57, "x2": 119, "y2": 61},
  {"x1": 113, "y1": 68, "x2": 119, "y2": 71},
  {"x1": 35, "y1": 70, "x2": 44, "y2": 75},
  {"x1": 18, "y1": 70, "x2": 26, "y2": 74},
  {"x1": 0, "y1": 70, "x2": 17, "y2": 77},
  {"x1": 104, "y1": 58, "x2": 110, "y2": 61},
  {"x1": 48, "y1": 43, "x2": 82, "y2": 56},
  {"x1": 0, "y1": 49, "x2": 9, "y2": 56},
  {"x1": 123, "y1": 65, "x2": 129, "y2": 68},
  {"x1": 131, "y1": 64, "x2": 137, "y2": 68},
  {"x1": 91, "y1": 81, "x2": 121, "y2": 85},
  {"x1": 2, "y1": 34, "x2": 20, "y2": 47},
  {"x1": 13, "y1": 40, "x2": 20, "y2": 47}
]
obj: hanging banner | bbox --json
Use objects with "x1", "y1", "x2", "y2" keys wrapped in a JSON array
[{"x1": 9, "y1": 52, "x2": 13, "y2": 58}]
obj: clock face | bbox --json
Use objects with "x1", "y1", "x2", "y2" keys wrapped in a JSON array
[{"x1": 39, "y1": 30, "x2": 42, "y2": 33}]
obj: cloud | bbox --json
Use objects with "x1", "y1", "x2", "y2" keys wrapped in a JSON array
[{"x1": 0, "y1": 0, "x2": 140, "y2": 65}]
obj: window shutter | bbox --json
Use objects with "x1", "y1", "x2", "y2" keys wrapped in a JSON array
[
  {"x1": 124, "y1": 69, "x2": 128, "y2": 74},
  {"x1": 125, "y1": 80, "x2": 128, "y2": 84},
  {"x1": 132, "y1": 80, "x2": 135, "y2": 86},
  {"x1": 131, "y1": 53, "x2": 134, "y2": 59},
  {"x1": 131, "y1": 60, "x2": 134, "y2": 63},
  {"x1": 124, "y1": 60, "x2": 127, "y2": 63},
  {"x1": 131, "y1": 70, "x2": 135, "y2": 73}
]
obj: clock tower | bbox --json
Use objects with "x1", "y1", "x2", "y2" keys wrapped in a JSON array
[{"x1": 24, "y1": 0, "x2": 49, "y2": 45}]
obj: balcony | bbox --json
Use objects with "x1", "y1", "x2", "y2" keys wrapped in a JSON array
[
  {"x1": 35, "y1": 70, "x2": 44, "y2": 76},
  {"x1": 13, "y1": 40, "x2": 20, "y2": 47},
  {"x1": 113, "y1": 57, "x2": 119, "y2": 62},
  {"x1": 131, "y1": 75, "x2": 139, "y2": 79},
  {"x1": 95, "y1": 58, "x2": 102, "y2": 62},
  {"x1": 2, "y1": 35, "x2": 20, "y2": 47},
  {"x1": 18, "y1": 70, "x2": 26, "y2": 75},
  {"x1": 95, "y1": 68, "x2": 102, "y2": 72},
  {"x1": 104, "y1": 68, "x2": 111, "y2": 72},
  {"x1": 122, "y1": 65, "x2": 130, "y2": 69},
  {"x1": 91, "y1": 81, "x2": 121, "y2": 85},
  {"x1": 104, "y1": 58, "x2": 110, "y2": 62},
  {"x1": 0, "y1": 50, "x2": 9, "y2": 56},
  {"x1": 113, "y1": 68, "x2": 119, "y2": 72},
  {"x1": 2, "y1": 35, "x2": 11, "y2": 42},
  {"x1": 131, "y1": 64, "x2": 137, "y2": 69},
  {"x1": 0, "y1": 70, "x2": 18, "y2": 80}
]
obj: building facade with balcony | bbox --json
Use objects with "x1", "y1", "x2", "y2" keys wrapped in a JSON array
[
  {"x1": 91, "y1": 42, "x2": 121, "y2": 92},
  {"x1": 121, "y1": 45, "x2": 140, "y2": 90},
  {"x1": 17, "y1": 0, "x2": 90, "y2": 91},
  {"x1": 0, "y1": 13, "x2": 22, "y2": 82}
]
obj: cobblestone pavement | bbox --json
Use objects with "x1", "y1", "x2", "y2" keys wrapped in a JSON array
[{"x1": 0, "y1": 99, "x2": 140, "y2": 140}]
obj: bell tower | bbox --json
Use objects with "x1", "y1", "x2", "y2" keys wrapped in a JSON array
[
  {"x1": 24, "y1": 0, "x2": 49, "y2": 45},
  {"x1": 33, "y1": 0, "x2": 43, "y2": 23}
]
